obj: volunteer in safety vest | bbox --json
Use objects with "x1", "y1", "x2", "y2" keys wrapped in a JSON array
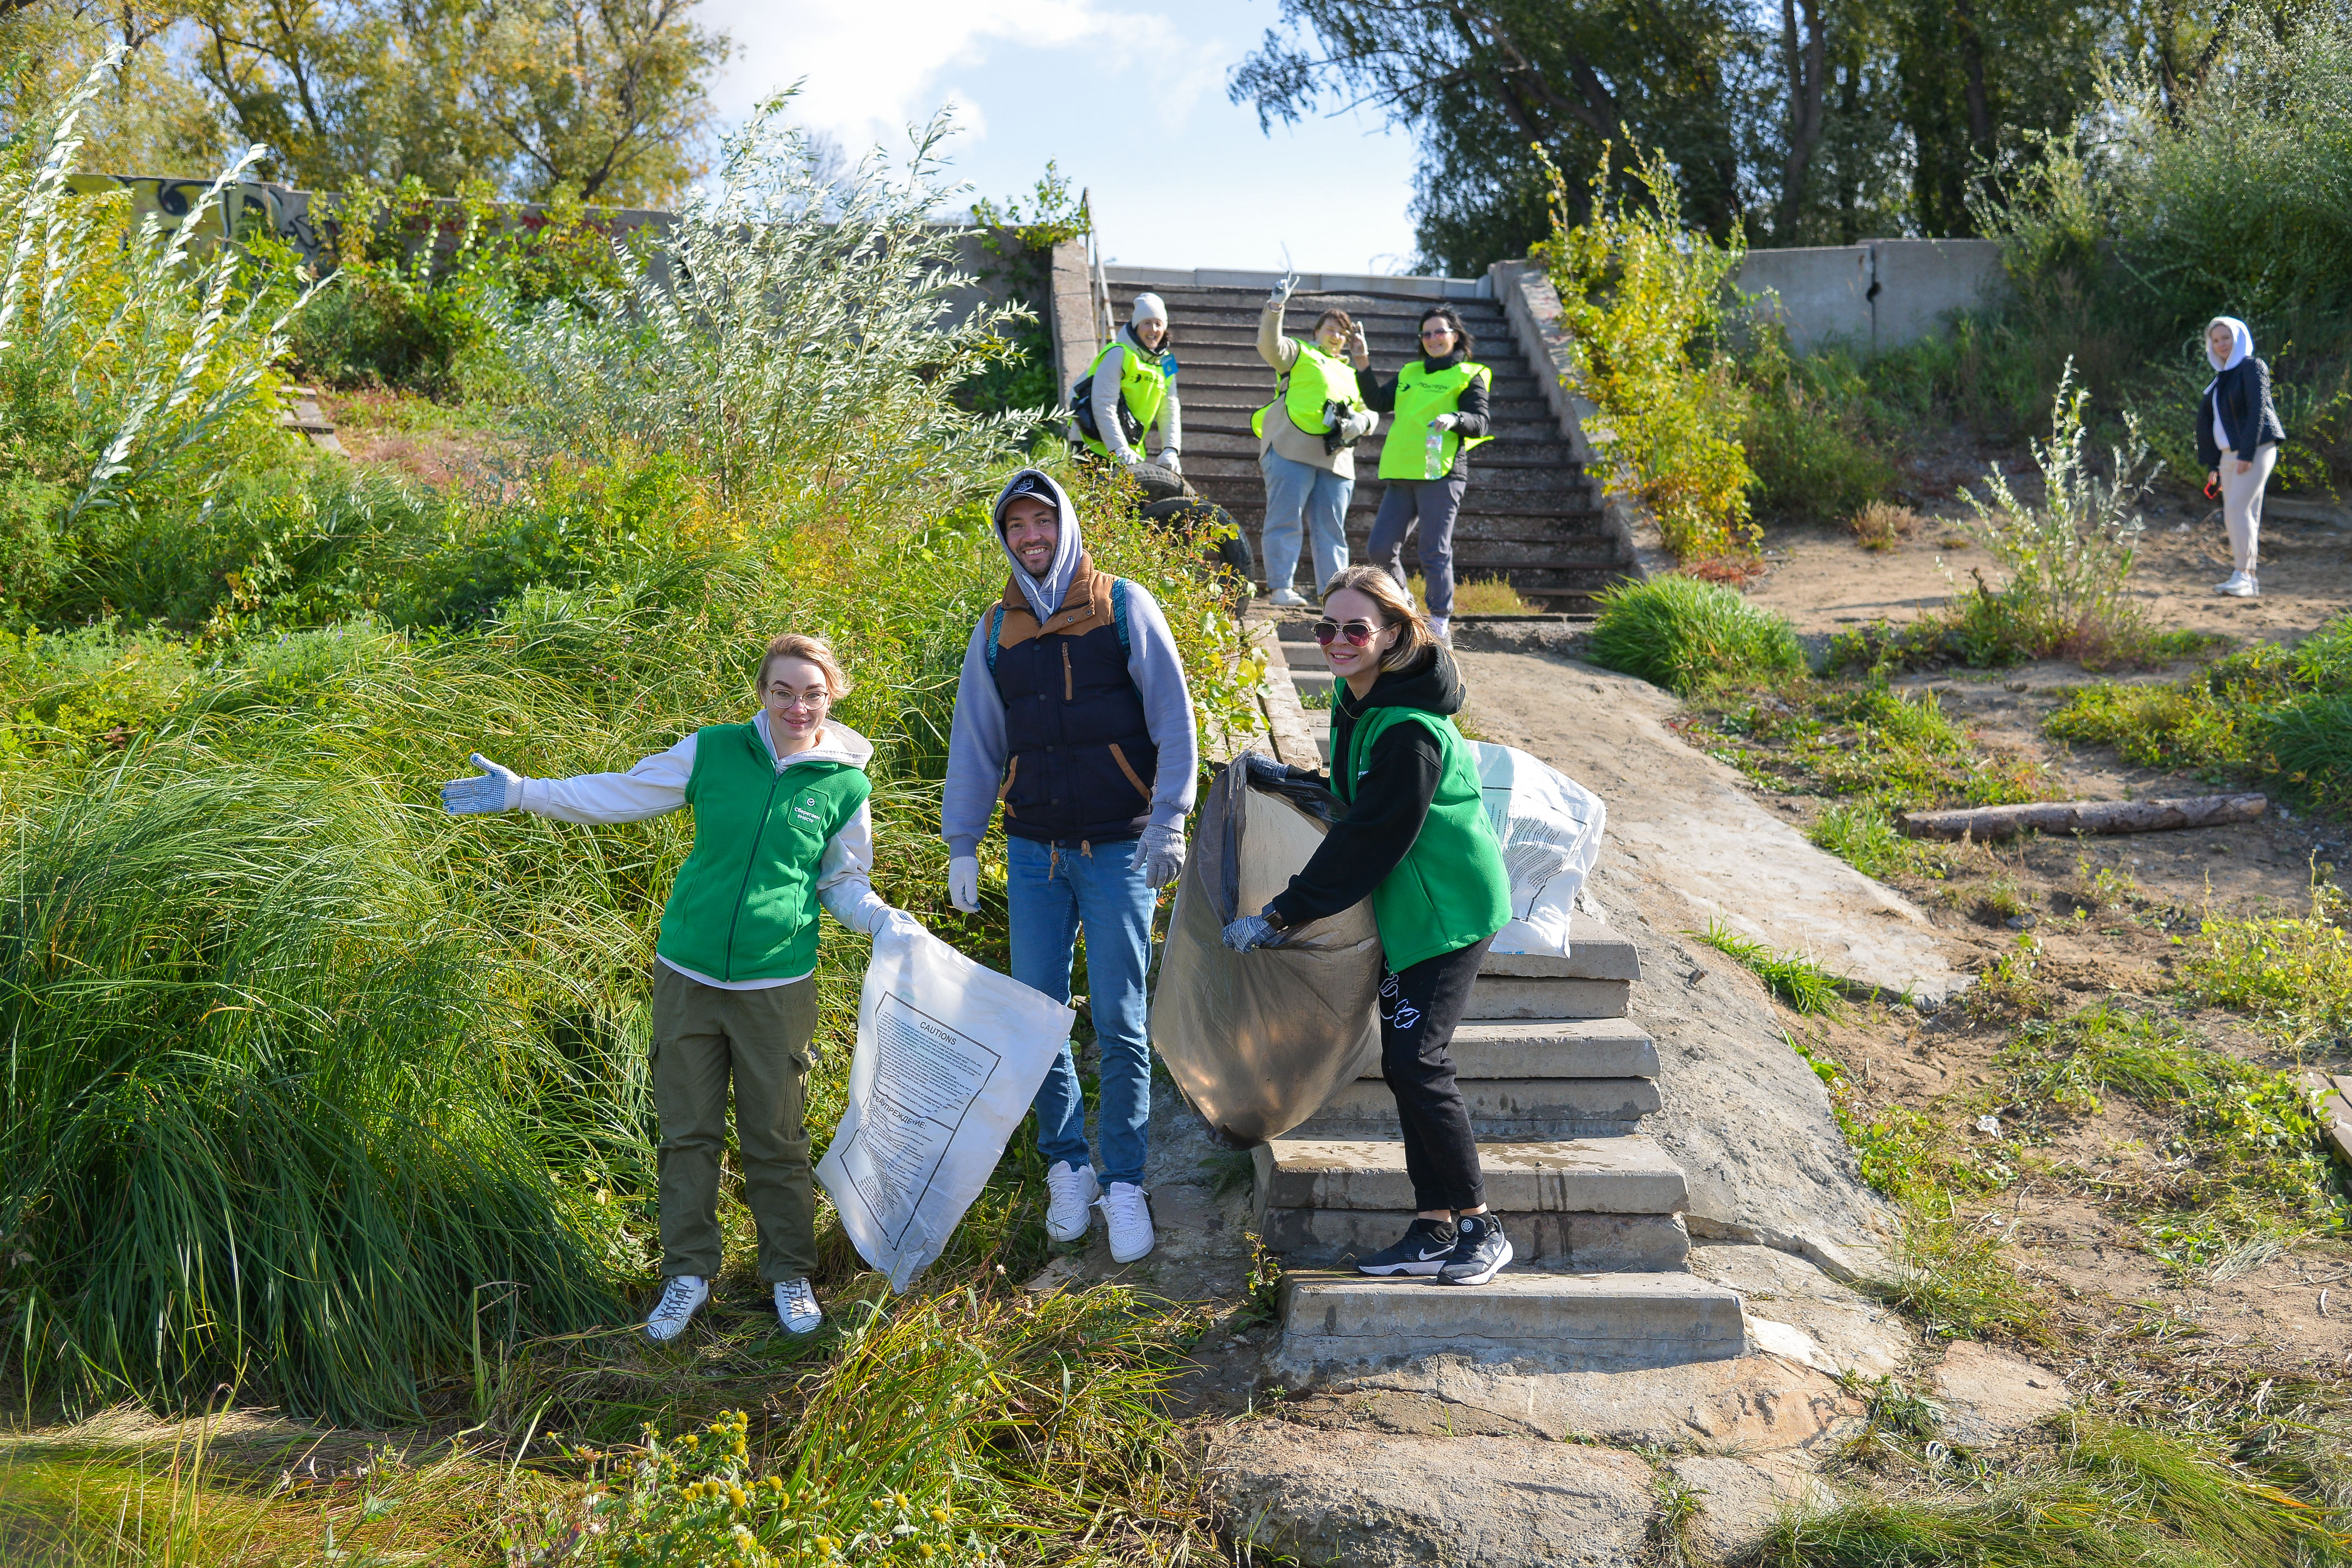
[
  {"x1": 440, "y1": 634, "x2": 922, "y2": 1344},
  {"x1": 1362, "y1": 305, "x2": 1492, "y2": 644},
  {"x1": 1255, "y1": 277, "x2": 1379, "y2": 605},
  {"x1": 942, "y1": 470, "x2": 1200, "y2": 1265},
  {"x1": 1082, "y1": 291, "x2": 1182, "y2": 471},
  {"x1": 1222, "y1": 565, "x2": 1516, "y2": 1287}
]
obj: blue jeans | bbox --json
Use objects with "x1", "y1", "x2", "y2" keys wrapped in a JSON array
[
  {"x1": 1259, "y1": 448, "x2": 1353, "y2": 598},
  {"x1": 1007, "y1": 835, "x2": 1157, "y2": 1190}
]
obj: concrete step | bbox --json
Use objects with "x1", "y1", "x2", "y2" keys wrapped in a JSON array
[
  {"x1": 1254, "y1": 1135, "x2": 1688, "y2": 1215},
  {"x1": 1258, "y1": 1206, "x2": 1689, "y2": 1269},
  {"x1": 1288, "y1": 1075, "x2": 1659, "y2": 1141},
  {"x1": 1378, "y1": 1019, "x2": 1660, "y2": 1081},
  {"x1": 1274, "y1": 1270, "x2": 1748, "y2": 1377}
]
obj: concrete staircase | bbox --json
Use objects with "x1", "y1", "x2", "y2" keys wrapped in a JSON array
[
  {"x1": 1101, "y1": 279, "x2": 1626, "y2": 607},
  {"x1": 1259, "y1": 620, "x2": 1747, "y2": 1379}
]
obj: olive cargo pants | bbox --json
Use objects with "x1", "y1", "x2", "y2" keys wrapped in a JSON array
[{"x1": 651, "y1": 964, "x2": 819, "y2": 1283}]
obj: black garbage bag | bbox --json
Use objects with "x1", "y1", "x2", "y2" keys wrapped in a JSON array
[{"x1": 1149, "y1": 757, "x2": 1381, "y2": 1147}]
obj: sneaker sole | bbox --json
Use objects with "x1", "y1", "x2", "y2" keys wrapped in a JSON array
[
  {"x1": 1046, "y1": 1219, "x2": 1093, "y2": 1243},
  {"x1": 1436, "y1": 1237, "x2": 1515, "y2": 1286},
  {"x1": 780, "y1": 1317, "x2": 823, "y2": 1336},
  {"x1": 1355, "y1": 1257, "x2": 1448, "y2": 1277}
]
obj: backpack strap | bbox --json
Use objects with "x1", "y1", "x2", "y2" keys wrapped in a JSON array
[
  {"x1": 985, "y1": 605, "x2": 1006, "y2": 675},
  {"x1": 1111, "y1": 577, "x2": 1131, "y2": 656}
]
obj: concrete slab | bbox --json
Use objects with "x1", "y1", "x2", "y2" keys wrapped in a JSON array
[
  {"x1": 1686, "y1": 1242, "x2": 1911, "y2": 1377},
  {"x1": 1362, "y1": 1018, "x2": 1660, "y2": 1080},
  {"x1": 1255, "y1": 1136, "x2": 1689, "y2": 1214},
  {"x1": 1930, "y1": 1341, "x2": 2072, "y2": 1446},
  {"x1": 1466, "y1": 975, "x2": 1631, "y2": 1019},
  {"x1": 1292, "y1": 1075, "x2": 1659, "y2": 1139},
  {"x1": 1482, "y1": 916, "x2": 1642, "y2": 981},
  {"x1": 1257, "y1": 1208, "x2": 1689, "y2": 1271},
  {"x1": 1276, "y1": 1270, "x2": 1747, "y2": 1375}
]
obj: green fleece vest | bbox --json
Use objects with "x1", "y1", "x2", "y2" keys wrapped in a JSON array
[
  {"x1": 1335, "y1": 704, "x2": 1511, "y2": 972},
  {"x1": 654, "y1": 723, "x2": 870, "y2": 983}
]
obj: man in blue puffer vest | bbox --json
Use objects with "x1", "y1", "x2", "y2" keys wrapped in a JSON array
[{"x1": 944, "y1": 468, "x2": 1199, "y2": 1263}]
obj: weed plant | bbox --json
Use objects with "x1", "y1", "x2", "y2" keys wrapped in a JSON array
[
  {"x1": 1693, "y1": 919, "x2": 1847, "y2": 1014},
  {"x1": 1809, "y1": 800, "x2": 1947, "y2": 882},
  {"x1": 2176, "y1": 886, "x2": 2352, "y2": 1049},
  {"x1": 1588, "y1": 574, "x2": 1802, "y2": 694},
  {"x1": 1738, "y1": 329, "x2": 1898, "y2": 526}
]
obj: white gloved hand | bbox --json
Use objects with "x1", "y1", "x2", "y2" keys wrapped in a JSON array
[
  {"x1": 1159, "y1": 450, "x2": 1182, "y2": 475},
  {"x1": 1267, "y1": 274, "x2": 1295, "y2": 309},
  {"x1": 1134, "y1": 823, "x2": 1185, "y2": 890},
  {"x1": 1343, "y1": 409, "x2": 1379, "y2": 442},
  {"x1": 948, "y1": 854, "x2": 980, "y2": 914},
  {"x1": 1429, "y1": 413, "x2": 1460, "y2": 432},
  {"x1": 441, "y1": 752, "x2": 522, "y2": 814},
  {"x1": 872, "y1": 907, "x2": 925, "y2": 944}
]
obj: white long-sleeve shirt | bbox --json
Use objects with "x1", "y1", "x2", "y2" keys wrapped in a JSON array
[
  {"x1": 519, "y1": 712, "x2": 891, "y2": 989},
  {"x1": 1090, "y1": 326, "x2": 1182, "y2": 463}
]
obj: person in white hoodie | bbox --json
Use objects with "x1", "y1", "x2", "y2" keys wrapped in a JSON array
[
  {"x1": 2196, "y1": 315, "x2": 2287, "y2": 599},
  {"x1": 1080, "y1": 292, "x2": 1182, "y2": 472},
  {"x1": 440, "y1": 632, "x2": 920, "y2": 1345},
  {"x1": 942, "y1": 469, "x2": 1199, "y2": 1264}
]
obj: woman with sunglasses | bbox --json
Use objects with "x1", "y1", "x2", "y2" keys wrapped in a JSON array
[
  {"x1": 440, "y1": 633, "x2": 923, "y2": 1344},
  {"x1": 1222, "y1": 566, "x2": 1515, "y2": 1286},
  {"x1": 1360, "y1": 305, "x2": 1491, "y2": 644}
]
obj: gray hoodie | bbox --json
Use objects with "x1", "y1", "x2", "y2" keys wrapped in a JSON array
[{"x1": 942, "y1": 468, "x2": 1199, "y2": 855}]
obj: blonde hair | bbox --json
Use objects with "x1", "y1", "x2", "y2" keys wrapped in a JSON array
[
  {"x1": 1320, "y1": 565, "x2": 1435, "y2": 673},
  {"x1": 758, "y1": 632, "x2": 851, "y2": 698}
]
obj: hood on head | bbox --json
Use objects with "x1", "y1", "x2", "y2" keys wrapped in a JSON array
[
  {"x1": 1344, "y1": 643, "x2": 1465, "y2": 718},
  {"x1": 2207, "y1": 316, "x2": 2254, "y2": 375},
  {"x1": 991, "y1": 467, "x2": 1083, "y2": 623}
]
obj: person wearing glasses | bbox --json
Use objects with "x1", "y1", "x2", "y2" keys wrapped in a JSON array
[
  {"x1": 943, "y1": 469, "x2": 1199, "y2": 1265},
  {"x1": 1255, "y1": 277, "x2": 1379, "y2": 606},
  {"x1": 1221, "y1": 566, "x2": 1515, "y2": 1287},
  {"x1": 439, "y1": 633, "x2": 921, "y2": 1344},
  {"x1": 1360, "y1": 305, "x2": 1492, "y2": 644}
]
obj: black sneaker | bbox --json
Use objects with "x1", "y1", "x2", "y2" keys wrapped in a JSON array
[
  {"x1": 1355, "y1": 1218, "x2": 1458, "y2": 1277},
  {"x1": 1435, "y1": 1214, "x2": 1513, "y2": 1286}
]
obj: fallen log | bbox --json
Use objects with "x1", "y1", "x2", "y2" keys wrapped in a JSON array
[{"x1": 1898, "y1": 793, "x2": 2267, "y2": 842}]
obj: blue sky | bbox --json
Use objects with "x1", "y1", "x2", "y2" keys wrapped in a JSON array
[{"x1": 691, "y1": 0, "x2": 1430, "y2": 275}]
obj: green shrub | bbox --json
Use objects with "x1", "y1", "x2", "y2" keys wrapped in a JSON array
[
  {"x1": 2177, "y1": 887, "x2": 2352, "y2": 1046},
  {"x1": 1738, "y1": 331, "x2": 1898, "y2": 525},
  {"x1": 1537, "y1": 143, "x2": 1755, "y2": 560},
  {"x1": 1588, "y1": 574, "x2": 1802, "y2": 693}
]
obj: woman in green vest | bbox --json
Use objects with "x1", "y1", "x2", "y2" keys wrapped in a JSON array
[
  {"x1": 1255, "y1": 277, "x2": 1379, "y2": 605},
  {"x1": 1222, "y1": 566, "x2": 1516, "y2": 1286},
  {"x1": 1362, "y1": 304, "x2": 1491, "y2": 645},
  {"x1": 440, "y1": 633, "x2": 922, "y2": 1343},
  {"x1": 1080, "y1": 291, "x2": 1182, "y2": 471}
]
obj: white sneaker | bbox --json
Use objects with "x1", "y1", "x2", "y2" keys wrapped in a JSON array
[
  {"x1": 1428, "y1": 615, "x2": 1452, "y2": 644},
  {"x1": 1101, "y1": 1182, "x2": 1156, "y2": 1263},
  {"x1": 774, "y1": 1277, "x2": 821, "y2": 1335},
  {"x1": 2215, "y1": 572, "x2": 2259, "y2": 598},
  {"x1": 1044, "y1": 1160, "x2": 1100, "y2": 1243},
  {"x1": 644, "y1": 1274, "x2": 707, "y2": 1343},
  {"x1": 1268, "y1": 588, "x2": 1308, "y2": 608}
]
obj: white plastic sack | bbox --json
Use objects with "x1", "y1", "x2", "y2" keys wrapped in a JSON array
[
  {"x1": 816, "y1": 925, "x2": 1073, "y2": 1292},
  {"x1": 1470, "y1": 741, "x2": 1608, "y2": 956}
]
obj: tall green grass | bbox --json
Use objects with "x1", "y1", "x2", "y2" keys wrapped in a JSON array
[
  {"x1": 1, "y1": 769, "x2": 623, "y2": 1422},
  {"x1": 1588, "y1": 574, "x2": 1804, "y2": 694}
]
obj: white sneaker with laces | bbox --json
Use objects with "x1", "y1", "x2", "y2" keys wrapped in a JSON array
[
  {"x1": 774, "y1": 1277, "x2": 822, "y2": 1335},
  {"x1": 1045, "y1": 1160, "x2": 1101, "y2": 1243},
  {"x1": 1269, "y1": 588, "x2": 1308, "y2": 608},
  {"x1": 1101, "y1": 1182, "x2": 1155, "y2": 1263},
  {"x1": 2216, "y1": 572, "x2": 2259, "y2": 598},
  {"x1": 643, "y1": 1274, "x2": 708, "y2": 1343}
]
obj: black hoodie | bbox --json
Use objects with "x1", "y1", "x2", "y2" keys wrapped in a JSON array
[{"x1": 1267, "y1": 643, "x2": 1466, "y2": 930}]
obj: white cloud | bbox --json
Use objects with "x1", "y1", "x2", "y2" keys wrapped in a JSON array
[{"x1": 701, "y1": 0, "x2": 1182, "y2": 150}]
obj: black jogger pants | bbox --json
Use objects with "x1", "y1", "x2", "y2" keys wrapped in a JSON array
[{"x1": 1378, "y1": 932, "x2": 1496, "y2": 1213}]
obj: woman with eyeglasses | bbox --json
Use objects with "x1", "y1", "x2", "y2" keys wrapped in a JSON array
[
  {"x1": 440, "y1": 633, "x2": 923, "y2": 1345},
  {"x1": 1222, "y1": 566, "x2": 1515, "y2": 1287},
  {"x1": 1361, "y1": 305, "x2": 1491, "y2": 644}
]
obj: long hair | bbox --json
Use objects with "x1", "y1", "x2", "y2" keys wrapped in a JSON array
[
  {"x1": 758, "y1": 632, "x2": 852, "y2": 698},
  {"x1": 1418, "y1": 304, "x2": 1474, "y2": 361},
  {"x1": 1320, "y1": 565, "x2": 1435, "y2": 673}
]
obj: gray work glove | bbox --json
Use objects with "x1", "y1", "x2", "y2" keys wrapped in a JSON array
[
  {"x1": 1429, "y1": 413, "x2": 1460, "y2": 432},
  {"x1": 1222, "y1": 914, "x2": 1283, "y2": 952},
  {"x1": 1159, "y1": 450, "x2": 1182, "y2": 475},
  {"x1": 948, "y1": 854, "x2": 980, "y2": 914},
  {"x1": 872, "y1": 907, "x2": 926, "y2": 944},
  {"x1": 1341, "y1": 409, "x2": 1379, "y2": 443},
  {"x1": 1135, "y1": 823, "x2": 1185, "y2": 890},
  {"x1": 442, "y1": 753, "x2": 522, "y2": 814}
]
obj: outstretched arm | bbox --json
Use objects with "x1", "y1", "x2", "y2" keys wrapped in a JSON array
[{"x1": 443, "y1": 736, "x2": 696, "y2": 821}]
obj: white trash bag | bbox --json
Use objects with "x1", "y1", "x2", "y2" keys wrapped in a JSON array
[
  {"x1": 1470, "y1": 741, "x2": 1608, "y2": 957},
  {"x1": 817, "y1": 925, "x2": 1073, "y2": 1292}
]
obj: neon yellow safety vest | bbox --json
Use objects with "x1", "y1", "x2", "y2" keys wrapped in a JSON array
[
  {"x1": 1252, "y1": 340, "x2": 1364, "y2": 439},
  {"x1": 1081, "y1": 340, "x2": 1170, "y2": 457},
  {"x1": 1377, "y1": 359, "x2": 1493, "y2": 481}
]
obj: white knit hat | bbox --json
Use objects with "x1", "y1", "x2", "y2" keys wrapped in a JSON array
[{"x1": 1130, "y1": 291, "x2": 1168, "y2": 327}]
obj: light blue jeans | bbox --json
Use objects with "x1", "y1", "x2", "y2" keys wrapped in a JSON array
[
  {"x1": 1008, "y1": 835, "x2": 1157, "y2": 1190},
  {"x1": 1259, "y1": 448, "x2": 1354, "y2": 599}
]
